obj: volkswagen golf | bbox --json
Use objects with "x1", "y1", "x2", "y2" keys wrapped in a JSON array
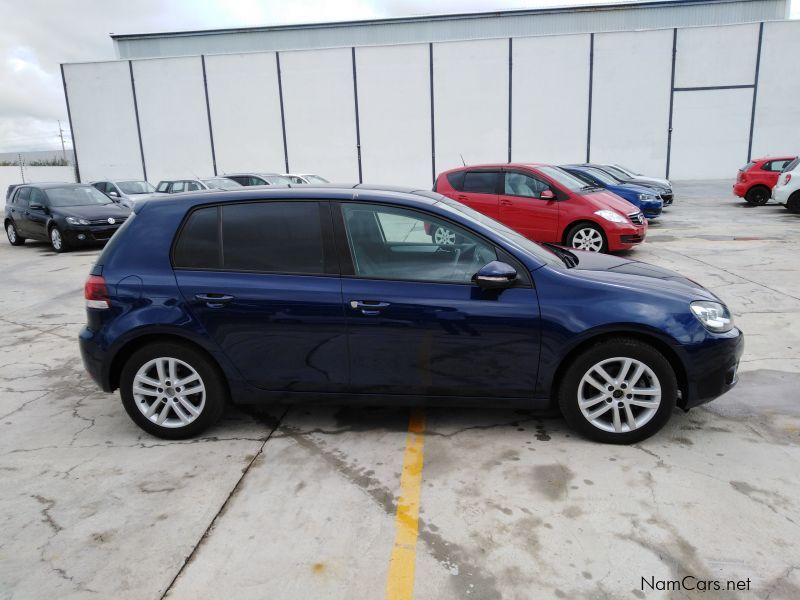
[{"x1": 79, "y1": 186, "x2": 743, "y2": 444}]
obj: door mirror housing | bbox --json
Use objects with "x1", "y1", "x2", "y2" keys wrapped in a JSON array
[
  {"x1": 540, "y1": 189, "x2": 556, "y2": 200},
  {"x1": 29, "y1": 202, "x2": 44, "y2": 211},
  {"x1": 108, "y1": 190, "x2": 119, "y2": 197},
  {"x1": 472, "y1": 261, "x2": 517, "y2": 290}
]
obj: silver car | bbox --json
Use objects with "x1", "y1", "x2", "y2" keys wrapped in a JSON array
[{"x1": 92, "y1": 180, "x2": 165, "y2": 208}]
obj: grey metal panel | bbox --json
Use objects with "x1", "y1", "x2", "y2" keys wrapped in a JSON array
[{"x1": 113, "y1": 0, "x2": 787, "y2": 59}]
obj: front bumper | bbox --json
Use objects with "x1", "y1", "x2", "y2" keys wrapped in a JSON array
[
  {"x1": 682, "y1": 327, "x2": 744, "y2": 409},
  {"x1": 63, "y1": 224, "x2": 122, "y2": 245},
  {"x1": 607, "y1": 222, "x2": 648, "y2": 251}
]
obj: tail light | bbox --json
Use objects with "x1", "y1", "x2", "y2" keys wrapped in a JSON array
[
  {"x1": 738, "y1": 172, "x2": 746, "y2": 182},
  {"x1": 785, "y1": 174, "x2": 792, "y2": 186},
  {"x1": 85, "y1": 275, "x2": 110, "y2": 309}
]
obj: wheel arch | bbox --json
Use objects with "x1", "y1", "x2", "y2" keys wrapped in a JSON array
[
  {"x1": 549, "y1": 328, "x2": 689, "y2": 410},
  {"x1": 561, "y1": 218, "x2": 607, "y2": 245}
]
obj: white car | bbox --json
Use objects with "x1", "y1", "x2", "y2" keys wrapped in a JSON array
[
  {"x1": 282, "y1": 173, "x2": 329, "y2": 185},
  {"x1": 772, "y1": 157, "x2": 800, "y2": 213}
]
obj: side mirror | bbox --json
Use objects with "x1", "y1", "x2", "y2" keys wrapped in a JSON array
[
  {"x1": 29, "y1": 202, "x2": 44, "y2": 211},
  {"x1": 108, "y1": 190, "x2": 119, "y2": 197},
  {"x1": 472, "y1": 261, "x2": 517, "y2": 290},
  {"x1": 540, "y1": 189, "x2": 556, "y2": 200}
]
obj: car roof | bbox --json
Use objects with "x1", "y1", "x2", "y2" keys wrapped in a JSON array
[
  {"x1": 753, "y1": 156, "x2": 797, "y2": 162},
  {"x1": 134, "y1": 185, "x2": 445, "y2": 213},
  {"x1": 224, "y1": 172, "x2": 283, "y2": 177},
  {"x1": 18, "y1": 182, "x2": 89, "y2": 189}
]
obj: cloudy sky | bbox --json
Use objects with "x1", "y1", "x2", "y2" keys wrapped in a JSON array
[{"x1": 1, "y1": 0, "x2": 797, "y2": 153}]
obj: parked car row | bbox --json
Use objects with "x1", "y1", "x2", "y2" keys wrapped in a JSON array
[{"x1": 733, "y1": 155, "x2": 799, "y2": 212}]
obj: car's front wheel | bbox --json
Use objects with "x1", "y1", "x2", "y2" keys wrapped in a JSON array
[
  {"x1": 119, "y1": 342, "x2": 227, "y2": 439},
  {"x1": 565, "y1": 222, "x2": 607, "y2": 253},
  {"x1": 558, "y1": 338, "x2": 677, "y2": 444},
  {"x1": 49, "y1": 226, "x2": 69, "y2": 253},
  {"x1": 745, "y1": 186, "x2": 770, "y2": 206},
  {"x1": 6, "y1": 221, "x2": 25, "y2": 246}
]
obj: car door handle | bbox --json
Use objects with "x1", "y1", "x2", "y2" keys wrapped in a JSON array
[
  {"x1": 195, "y1": 293, "x2": 234, "y2": 307},
  {"x1": 499, "y1": 198, "x2": 513, "y2": 206},
  {"x1": 456, "y1": 194, "x2": 469, "y2": 201},
  {"x1": 350, "y1": 300, "x2": 390, "y2": 315}
]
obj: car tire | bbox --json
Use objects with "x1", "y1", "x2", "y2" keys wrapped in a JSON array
[
  {"x1": 745, "y1": 186, "x2": 770, "y2": 206},
  {"x1": 5, "y1": 221, "x2": 25, "y2": 246},
  {"x1": 119, "y1": 342, "x2": 227, "y2": 439},
  {"x1": 557, "y1": 338, "x2": 677, "y2": 444},
  {"x1": 786, "y1": 192, "x2": 800, "y2": 214},
  {"x1": 432, "y1": 225, "x2": 458, "y2": 246},
  {"x1": 49, "y1": 225, "x2": 69, "y2": 253},
  {"x1": 565, "y1": 222, "x2": 607, "y2": 253}
]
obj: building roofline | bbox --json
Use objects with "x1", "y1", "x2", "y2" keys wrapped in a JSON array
[{"x1": 109, "y1": 0, "x2": 752, "y2": 40}]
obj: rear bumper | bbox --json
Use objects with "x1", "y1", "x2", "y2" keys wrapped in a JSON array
[
  {"x1": 682, "y1": 328, "x2": 744, "y2": 409},
  {"x1": 732, "y1": 182, "x2": 748, "y2": 198},
  {"x1": 79, "y1": 326, "x2": 112, "y2": 392},
  {"x1": 772, "y1": 186, "x2": 791, "y2": 204}
]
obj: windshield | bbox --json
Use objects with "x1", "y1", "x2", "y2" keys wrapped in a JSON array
[
  {"x1": 117, "y1": 181, "x2": 155, "y2": 194},
  {"x1": 304, "y1": 175, "x2": 329, "y2": 184},
  {"x1": 537, "y1": 166, "x2": 588, "y2": 193},
  {"x1": 435, "y1": 196, "x2": 564, "y2": 268},
  {"x1": 613, "y1": 164, "x2": 638, "y2": 177},
  {"x1": 263, "y1": 175, "x2": 293, "y2": 185},
  {"x1": 597, "y1": 166, "x2": 629, "y2": 182},
  {"x1": 202, "y1": 178, "x2": 242, "y2": 189},
  {"x1": 582, "y1": 168, "x2": 618, "y2": 186},
  {"x1": 46, "y1": 186, "x2": 113, "y2": 207}
]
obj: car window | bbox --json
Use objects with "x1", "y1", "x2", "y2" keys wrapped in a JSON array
[
  {"x1": 29, "y1": 188, "x2": 48, "y2": 206},
  {"x1": 186, "y1": 181, "x2": 202, "y2": 191},
  {"x1": 341, "y1": 203, "x2": 497, "y2": 284},
  {"x1": 766, "y1": 159, "x2": 792, "y2": 172},
  {"x1": 462, "y1": 171, "x2": 500, "y2": 194},
  {"x1": 783, "y1": 158, "x2": 800, "y2": 172},
  {"x1": 45, "y1": 186, "x2": 113, "y2": 207},
  {"x1": 156, "y1": 181, "x2": 170, "y2": 192},
  {"x1": 15, "y1": 187, "x2": 31, "y2": 207},
  {"x1": 538, "y1": 166, "x2": 587, "y2": 193},
  {"x1": 172, "y1": 181, "x2": 185, "y2": 192},
  {"x1": 117, "y1": 181, "x2": 156, "y2": 194},
  {"x1": 503, "y1": 172, "x2": 550, "y2": 198},
  {"x1": 446, "y1": 171, "x2": 466, "y2": 191},
  {"x1": 173, "y1": 202, "x2": 326, "y2": 273}
]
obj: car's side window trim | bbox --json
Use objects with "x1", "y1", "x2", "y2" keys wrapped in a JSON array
[
  {"x1": 330, "y1": 200, "x2": 531, "y2": 288},
  {"x1": 170, "y1": 199, "x2": 340, "y2": 277}
]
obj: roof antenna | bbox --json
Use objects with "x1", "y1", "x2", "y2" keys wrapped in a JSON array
[{"x1": 459, "y1": 153, "x2": 466, "y2": 166}]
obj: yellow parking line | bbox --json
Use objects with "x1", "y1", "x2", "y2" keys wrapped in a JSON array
[{"x1": 386, "y1": 409, "x2": 426, "y2": 600}]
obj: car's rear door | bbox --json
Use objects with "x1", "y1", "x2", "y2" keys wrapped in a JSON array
[
  {"x1": 9, "y1": 187, "x2": 31, "y2": 236},
  {"x1": 498, "y1": 170, "x2": 560, "y2": 242},
  {"x1": 454, "y1": 170, "x2": 501, "y2": 219},
  {"x1": 173, "y1": 199, "x2": 348, "y2": 392},
  {"x1": 334, "y1": 200, "x2": 540, "y2": 399}
]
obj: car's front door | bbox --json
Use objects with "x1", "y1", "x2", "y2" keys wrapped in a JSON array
[
  {"x1": 335, "y1": 201, "x2": 540, "y2": 399},
  {"x1": 173, "y1": 200, "x2": 348, "y2": 392},
  {"x1": 26, "y1": 188, "x2": 50, "y2": 240},
  {"x1": 498, "y1": 170, "x2": 560, "y2": 242}
]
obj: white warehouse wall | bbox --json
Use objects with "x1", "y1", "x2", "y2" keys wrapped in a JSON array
[
  {"x1": 64, "y1": 19, "x2": 800, "y2": 187},
  {"x1": 62, "y1": 61, "x2": 142, "y2": 182},
  {"x1": 204, "y1": 52, "x2": 286, "y2": 174},
  {"x1": 132, "y1": 56, "x2": 215, "y2": 184}
]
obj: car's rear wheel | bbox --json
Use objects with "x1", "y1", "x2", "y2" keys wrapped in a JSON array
[
  {"x1": 786, "y1": 192, "x2": 800, "y2": 214},
  {"x1": 745, "y1": 186, "x2": 770, "y2": 206},
  {"x1": 432, "y1": 226, "x2": 457, "y2": 246},
  {"x1": 566, "y1": 223, "x2": 607, "y2": 253},
  {"x1": 119, "y1": 342, "x2": 227, "y2": 439},
  {"x1": 558, "y1": 338, "x2": 677, "y2": 444},
  {"x1": 49, "y1": 226, "x2": 69, "y2": 253},
  {"x1": 6, "y1": 221, "x2": 25, "y2": 246}
]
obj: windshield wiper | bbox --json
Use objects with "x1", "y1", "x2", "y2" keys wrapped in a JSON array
[
  {"x1": 543, "y1": 243, "x2": 579, "y2": 268},
  {"x1": 581, "y1": 184, "x2": 602, "y2": 192}
]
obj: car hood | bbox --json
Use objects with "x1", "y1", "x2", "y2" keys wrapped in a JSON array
[
  {"x1": 569, "y1": 250, "x2": 718, "y2": 301},
  {"x1": 610, "y1": 182, "x2": 661, "y2": 196},
  {"x1": 52, "y1": 203, "x2": 131, "y2": 219},
  {"x1": 582, "y1": 190, "x2": 640, "y2": 215}
]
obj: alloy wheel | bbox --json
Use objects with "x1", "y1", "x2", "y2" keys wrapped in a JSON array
[
  {"x1": 434, "y1": 227, "x2": 456, "y2": 246},
  {"x1": 50, "y1": 228, "x2": 62, "y2": 250},
  {"x1": 570, "y1": 227, "x2": 604, "y2": 252},
  {"x1": 7, "y1": 223, "x2": 16, "y2": 243},
  {"x1": 132, "y1": 357, "x2": 206, "y2": 428},
  {"x1": 577, "y1": 357, "x2": 661, "y2": 434}
]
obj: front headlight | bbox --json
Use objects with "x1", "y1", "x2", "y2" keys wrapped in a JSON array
[
  {"x1": 594, "y1": 209, "x2": 626, "y2": 223},
  {"x1": 690, "y1": 301, "x2": 734, "y2": 333},
  {"x1": 638, "y1": 193, "x2": 658, "y2": 201},
  {"x1": 65, "y1": 217, "x2": 90, "y2": 225}
]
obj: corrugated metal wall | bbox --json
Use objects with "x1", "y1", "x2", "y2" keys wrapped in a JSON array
[{"x1": 113, "y1": 0, "x2": 788, "y2": 59}]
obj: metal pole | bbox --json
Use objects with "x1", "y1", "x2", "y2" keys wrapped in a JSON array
[{"x1": 58, "y1": 120, "x2": 67, "y2": 162}]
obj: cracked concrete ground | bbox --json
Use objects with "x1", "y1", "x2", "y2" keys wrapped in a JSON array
[{"x1": 1, "y1": 181, "x2": 799, "y2": 599}]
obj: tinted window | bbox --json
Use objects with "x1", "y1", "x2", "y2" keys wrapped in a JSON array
[
  {"x1": 503, "y1": 172, "x2": 550, "y2": 198},
  {"x1": 463, "y1": 171, "x2": 499, "y2": 194},
  {"x1": 15, "y1": 187, "x2": 31, "y2": 206},
  {"x1": 341, "y1": 203, "x2": 496, "y2": 283},
  {"x1": 446, "y1": 171, "x2": 466, "y2": 191},
  {"x1": 227, "y1": 176, "x2": 247, "y2": 185},
  {"x1": 29, "y1": 188, "x2": 48, "y2": 206},
  {"x1": 222, "y1": 202, "x2": 324, "y2": 273},
  {"x1": 186, "y1": 181, "x2": 202, "y2": 191},
  {"x1": 174, "y1": 207, "x2": 220, "y2": 269}
]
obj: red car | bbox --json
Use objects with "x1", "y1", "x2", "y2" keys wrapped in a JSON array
[
  {"x1": 433, "y1": 164, "x2": 647, "y2": 253},
  {"x1": 733, "y1": 156, "x2": 796, "y2": 205}
]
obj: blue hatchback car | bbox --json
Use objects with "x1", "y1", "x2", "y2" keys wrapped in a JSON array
[
  {"x1": 79, "y1": 186, "x2": 742, "y2": 444},
  {"x1": 561, "y1": 165, "x2": 663, "y2": 219}
]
